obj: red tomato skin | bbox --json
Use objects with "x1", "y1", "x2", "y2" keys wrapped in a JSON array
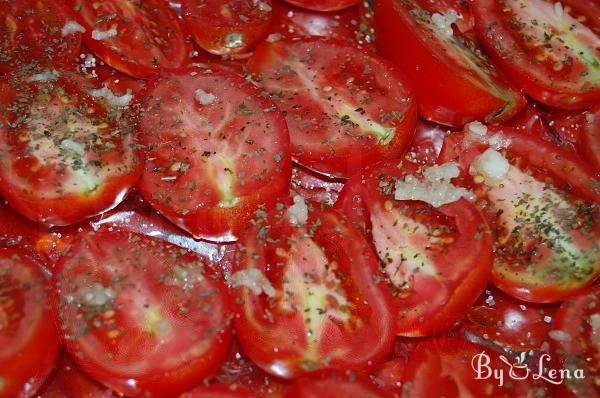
[
  {"x1": 282, "y1": 0, "x2": 360, "y2": 12},
  {"x1": 470, "y1": 0, "x2": 600, "y2": 110},
  {"x1": 137, "y1": 68, "x2": 292, "y2": 242},
  {"x1": 375, "y1": 0, "x2": 526, "y2": 128},
  {"x1": 283, "y1": 370, "x2": 393, "y2": 398},
  {"x1": 181, "y1": 0, "x2": 272, "y2": 56},
  {"x1": 67, "y1": 0, "x2": 193, "y2": 79},
  {"x1": 0, "y1": 248, "x2": 61, "y2": 398},
  {"x1": 550, "y1": 285, "x2": 600, "y2": 397},
  {"x1": 232, "y1": 202, "x2": 396, "y2": 379},
  {"x1": 181, "y1": 385, "x2": 260, "y2": 398},
  {"x1": 291, "y1": 165, "x2": 345, "y2": 205},
  {"x1": 579, "y1": 104, "x2": 600, "y2": 173}
]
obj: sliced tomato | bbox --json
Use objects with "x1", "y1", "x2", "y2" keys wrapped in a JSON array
[
  {"x1": 231, "y1": 198, "x2": 395, "y2": 379},
  {"x1": 53, "y1": 229, "x2": 232, "y2": 396},
  {"x1": 281, "y1": 0, "x2": 360, "y2": 12},
  {"x1": 464, "y1": 286, "x2": 558, "y2": 352},
  {"x1": 248, "y1": 38, "x2": 417, "y2": 178},
  {"x1": 0, "y1": 202, "x2": 47, "y2": 250},
  {"x1": 375, "y1": 0, "x2": 525, "y2": 127},
  {"x1": 401, "y1": 339, "x2": 541, "y2": 397},
  {"x1": 181, "y1": 0, "x2": 272, "y2": 56},
  {"x1": 580, "y1": 104, "x2": 600, "y2": 172},
  {"x1": 137, "y1": 68, "x2": 291, "y2": 242},
  {"x1": 0, "y1": 67, "x2": 142, "y2": 226},
  {"x1": 550, "y1": 285, "x2": 599, "y2": 397},
  {"x1": 269, "y1": 0, "x2": 376, "y2": 51},
  {"x1": 182, "y1": 385, "x2": 259, "y2": 398},
  {"x1": 0, "y1": 248, "x2": 61, "y2": 398},
  {"x1": 439, "y1": 127, "x2": 600, "y2": 303},
  {"x1": 284, "y1": 370, "x2": 393, "y2": 398},
  {"x1": 291, "y1": 165, "x2": 345, "y2": 205},
  {"x1": 334, "y1": 160, "x2": 493, "y2": 336},
  {"x1": 0, "y1": 0, "x2": 82, "y2": 71},
  {"x1": 403, "y1": 118, "x2": 449, "y2": 166},
  {"x1": 471, "y1": 0, "x2": 600, "y2": 109},
  {"x1": 67, "y1": 0, "x2": 192, "y2": 79}
]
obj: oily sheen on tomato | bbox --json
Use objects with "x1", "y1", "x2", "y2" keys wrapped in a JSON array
[
  {"x1": 0, "y1": 0, "x2": 82, "y2": 71},
  {"x1": 335, "y1": 160, "x2": 494, "y2": 336},
  {"x1": 231, "y1": 198, "x2": 395, "y2": 379},
  {"x1": 137, "y1": 68, "x2": 291, "y2": 242},
  {"x1": 471, "y1": 0, "x2": 600, "y2": 109},
  {"x1": 53, "y1": 229, "x2": 232, "y2": 397},
  {"x1": 550, "y1": 285, "x2": 599, "y2": 397},
  {"x1": 375, "y1": 0, "x2": 526, "y2": 128},
  {"x1": 248, "y1": 38, "x2": 417, "y2": 178},
  {"x1": 282, "y1": 0, "x2": 360, "y2": 12},
  {"x1": 284, "y1": 370, "x2": 393, "y2": 398},
  {"x1": 0, "y1": 67, "x2": 141, "y2": 226},
  {"x1": 439, "y1": 125, "x2": 600, "y2": 303},
  {"x1": 0, "y1": 248, "x2": 61, "y2": 398},
  {"x1": 181, "y1": 384, "x2": 260, "y2": 398},
  {"x1": 67, "y1": 0, "x2": 191, "y2": 79},
  {"x1": 181, "y1": 0, "x2": 272, "y2": 56}
]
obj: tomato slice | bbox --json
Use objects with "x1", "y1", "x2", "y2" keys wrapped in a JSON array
[
  {"x1": 269, "y1": 0, "x2": 376, "y2": 51},
  {"x1": 283, "y1": 370, "x2": 393, "y2": 398},
  {"x1": 375, "y1": 0, "x2": 525, "y2": 128},
  {"x1": 248, "y1": 38, "x2": 417, "y2": 178},
  {"x1": 335, "y1": 160, "x2": 493, "y2": 336},
  {"x1": 0, "y1": 0, "x2": 82, "y2": 71},
  {"x1": 401, "y1": 339, "x2": 541, "y2": 397},
  {"x1": 0, "y1": 67, "x2": 142, "y2": 226},
  {"x1": 281, "y1": 0, "x2": 360, "y2": 12},
  {"x1": 182, "y1": 385, "x2": 259, "y2": 398},
  {"x1": 53, "y1": 229, "x2": 232, "y2": 396},
  {"x1": 439, "y1": 127, "x2": 600, "y2": 303},
  {"x1": 471, "y1": 0, "x2": 600, "y2": 109},
  {"x1": 404, "y1": 119, "x2": 449, "y2": 166},
  {"x1": 580, "y1": 104, "x2": 600, "y2": 173},
  {"x1": 464, "y1": 286, "x2": 558, "y2": 352},
  {"x1": 232, "y1": 198, "x2": 395, "y2": 379},
  {"x1": 137, "y1": 68, "x2": 291, "y2": 242},
  {"x1": 67, "y1": 0, "x2": 192, "y2": 79},
  {"x1": 550, "y1": 285, "x2": 599, "y2": 397},
  {"x1": 291, "y1": 165, "x2": 345, "y2": 205},
  {"x1": 0, "y1": 248, "x2": 61, "y2": 398},
  {"x1": 181, "y1": 0, "x2": 272, "y2": 56}
]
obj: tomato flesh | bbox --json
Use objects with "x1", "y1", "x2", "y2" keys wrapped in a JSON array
[
  {"x1": 284, "y1": 370, "x2": 392, "y2": 398},
  {"x1": 248, "y1": 38, "x2": 417, "y2": 178},
  {"x1": 282, "y1": 0, "x2": 360, "y2": 12}
]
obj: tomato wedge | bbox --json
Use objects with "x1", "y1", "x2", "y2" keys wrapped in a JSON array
[
  {"x1": 53, "y1": 229, "x2": 232, "y2": 396},
  {"x1": 0, "y1": 67, "x2": 141, "y2": 226},
  {"x1": 464, "y1": 286, "x2": 557, "y2": 352},
  {"x1": 284, "y1": 370, "x2": 393, "y2": 398},
  {"x1": 401, "y1": 339, "x2": 542, "y2": 397},
  {"x1": 231, "y1": 198, "x2": 395, "y2": 379},
  {"x1": 0, "y1": 248, "x2": 61, "y2": 398},
  {"x1": 550, "y1": 285, "x2": 599, "y2": 397},
  {"x1": 181, "y1": 0, "x2": 272, "y2": 56},
  {"x1": 137, "y1": 68, "x2": 291, "y2": 242},
  {"x1": 471, "y1": 0, "x2": 600, "y2": 109},
  {"x1": 439, "y1": 126, "x2": 600, "y2": 303},
  {"x1": 375, "y1": 0, "x2": 525, "y2": 127},
  {"x1": 67, "y1": 0, "x2": 192, "y2": 79},
  {"x1": 281, "y1": 0, "x2": 360, "y2": 12},
  {"x1": 248, "y1": 38, "x2": 417, "y2": 178},
  {"x1": 335, "y1": 160, "x2": 493, "y2": 336},
  {"x1": 0, "y1": 0, "x2": 82, "y2": 71}
]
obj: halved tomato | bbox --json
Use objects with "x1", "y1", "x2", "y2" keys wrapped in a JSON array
[
  {"x1": 439, "y1": 126, "x2": 600, "y2": 303},
  {"x1": 281, "y1": 0, "x2": 360, "y2": 12},
  {"x1": 231, "y1": 198, "x2": 395, "y2": 379},
  {"x1": 181, "y1": 0, "x2": 272, "y2": 56},
  {"x1": 67, "y1": 0, "x2": 192, "y2": 79},
  {"x1": 53, "y1": 229, "x2": 232, "y2": 396},
  {"x1": 137, "y1": 68, "x2": 291, "y2": 242},
  {"x1": 248, "y1": 38, "x2": 417, "y2": 178},
  {"x1": 0, "y1": 67, "x2": 142, "y2": 226},
  {"x1": 401, "y1": 338, "x2": 542, "y2": 397},
  {"x1": 284, "y1": 370, "x2": 393, "y2": 398},
  {"x1": 550, "y1": 285, "x2": 599, "y2": 397},
  {"x1": 0, "y1": 248, "x2": 61, "y2": 398},
  {"x1": 471, "y1": 0, "x2": 600, "y2": 109},
  {"x1": 464, "y1": 286, "x2": 557, "y2": 352},
  {"x1": 0, "y1": 0, "x2": 82, "y2": 71},
  {"x1": 375, "y1": 0, "x2": 525, "y2": 127},
  {"x1": 335, "y1": 160, "x2": 493, "y2": 336}
]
